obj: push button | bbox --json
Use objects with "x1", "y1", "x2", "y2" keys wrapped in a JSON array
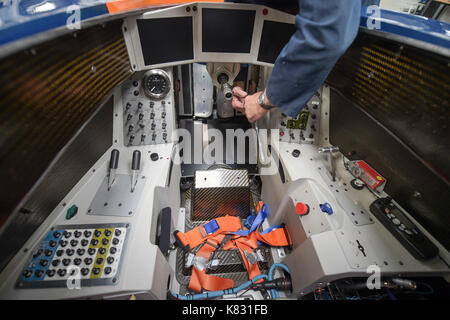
[{"x1": 295, "y1": 202, "x2": 310, "y2": 216}]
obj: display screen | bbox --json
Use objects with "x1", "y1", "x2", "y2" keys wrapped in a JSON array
[
  {"x1": 202, "y1": 8, "x2": 255, "y2": 53},
  {"x1": 258, "y1": 20, "x2": 296, "y2": 63},
  {"x1": 137, "y1": 17, "x2": 194, "y2": 65}
]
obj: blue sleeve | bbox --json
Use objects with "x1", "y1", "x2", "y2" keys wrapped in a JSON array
[{"x1": 266, "y1": 0, "x2": 362, "y2": 117}]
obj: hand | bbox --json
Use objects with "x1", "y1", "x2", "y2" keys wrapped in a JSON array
[
  {"x1": 231, "y1": 86, "x2": 247, "y2": 114},
  {"x1": 242, "y1": 91, "x2": 269, "y2": 123}
]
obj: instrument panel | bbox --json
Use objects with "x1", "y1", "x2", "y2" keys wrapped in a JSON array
[
  {"x1": 17, "y1": 224, "x2": 129, "y2": 288},
  {"x1": 121, "y1": 68, "x2": 175, "y2": 146}
]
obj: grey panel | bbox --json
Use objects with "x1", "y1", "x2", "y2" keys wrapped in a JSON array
[
  {"x1": 0, "y1": 96, "x2": 113, "y2": 272},
  {"x1": 329, "y1": 88, "x2": 450, "y2": 250}
]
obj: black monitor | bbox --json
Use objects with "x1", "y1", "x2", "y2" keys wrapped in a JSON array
[
  {"x1": 202, "y1": 8, "x2": 255, "y2": 53},
  {"x1": 258, "y1": 20, "x2": 296, "y2": 64},
  {"x1": 137, "y1": 17, "x2": 194, "y2": 65}
]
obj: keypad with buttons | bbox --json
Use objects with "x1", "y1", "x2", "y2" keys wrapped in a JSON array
[{"x1": 18, "y1": 224, "x2": 128, "y2": 288}]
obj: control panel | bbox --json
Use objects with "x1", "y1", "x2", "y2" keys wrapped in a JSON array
[
  {"x1": 17, "y1": 224, "x2": 129, "y2": 288},
  {"x1": 369, "y1": 197, "x2": 438, "y2": 260},
  {"x1": 121, "y1": 68, "x2": 175, "y2": 146},
  {"x1": 278, "y1": 94, "x2": 321, "y2": 144}
]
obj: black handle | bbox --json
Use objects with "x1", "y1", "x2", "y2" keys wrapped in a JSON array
[
  {"x1": 109, "y1": 149, "x2": 119, "y2": 169},
  {"x1": 132, "y1": 150, "x2": 141, "y2": 170}
]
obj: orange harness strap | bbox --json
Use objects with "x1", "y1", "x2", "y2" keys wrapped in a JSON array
[
  {"x1": 174, "y1": 215, "x2": 242, "y2": 250},
  {"x1": 188, "y1": 236, "x2": 234, "y2": 292},
  {"x1": 175, "y1": 213, "x2": 293, "y2": 293}
]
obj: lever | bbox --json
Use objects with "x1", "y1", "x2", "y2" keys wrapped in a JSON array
[
  {"x1": 131, "y1": 150, "x2": 141, "y2": 192},
  {"x1": 318, "y1": 146, "x2": 339, "y2": 182},
  {"x1": 108, "y1": 149, "x2": 120, "y2": 191}
]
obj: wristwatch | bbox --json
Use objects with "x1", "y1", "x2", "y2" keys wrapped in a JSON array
[{"x1": 257, "y1": 92, "x2": 275, "y2": 110}]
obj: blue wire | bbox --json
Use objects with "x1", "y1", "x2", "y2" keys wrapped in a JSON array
[
  {"x1": 268, "y1": 263, "x2": 291, "y2": 299},
  {"x1": 169, "y1": 274, "x2": 269, "y2": 300}
]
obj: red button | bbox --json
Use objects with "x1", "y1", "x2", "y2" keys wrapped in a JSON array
[{"x1": 295, "y1": 202, "x2": 310, "y2": 216}]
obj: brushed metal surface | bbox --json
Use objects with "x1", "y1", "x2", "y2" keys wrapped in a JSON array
[
  {"x1": 88, "y1": 175, "x2": 147, "y2": 217},
  {"x1": 193, "y1": 63, "x2": 214, "y2": 118}
]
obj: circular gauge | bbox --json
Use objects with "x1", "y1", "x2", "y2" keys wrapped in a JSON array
[{"x1": 143, "y1": 69, "x2": 171, "y2": 99}]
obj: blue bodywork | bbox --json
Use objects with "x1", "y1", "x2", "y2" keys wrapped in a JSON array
[{"x1": 0, "y1": 2, "x2": 449, "y2": 50}]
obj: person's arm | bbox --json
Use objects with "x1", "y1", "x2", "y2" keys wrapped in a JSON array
[{"x1": 266, "y1": 0, "x2": 361, "y2": 117}]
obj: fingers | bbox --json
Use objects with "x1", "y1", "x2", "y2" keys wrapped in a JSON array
[
  {"x1": 232, "y1": 96, "x2": 245, "y2": 113},
  {"x1": 232, "y1": 86, "x2": 248, "y2": 99}
]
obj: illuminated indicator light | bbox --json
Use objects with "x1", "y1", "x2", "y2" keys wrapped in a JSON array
[
  {"x1": 186, "y1": 7, "x2": 190, "y2": 12},
  {"x1": 376, "y1": 176, "x2": 383, "y2": 181},
  {"x1": 262, "y1": 8, "x2": 268, "y2": 15},
  {"x1": 280, "y1": 131, "x2": 284, "y2": 136}
]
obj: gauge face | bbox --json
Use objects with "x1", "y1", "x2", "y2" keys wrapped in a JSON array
[{"x1": 143, "y1": 69, "x2": 170, "y2": 99}]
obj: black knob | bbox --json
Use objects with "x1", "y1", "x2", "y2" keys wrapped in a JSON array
[
  {"x1": 33, "y1": 249, "x2": 43, "y2": 258},
  {"x1": 311, "y1": 114, "x2": 316, "y2": 119},
  {"x1": 107, "y1": 257, "x2": 114, "y2": 264},
  {"x1": 40, "y1": 259, "x2": 48, "y2": 267},
  {"x1": 112, "y1": 238, "x2": 119, "y2": 245},
  {"x1": 77, "y1": 248, "x2": 85, "y2": 256},
  {"x1": 105, "y1": 229, "x2": 112, "y2": 237},
  {"x1": 292, "y1": 149, "x2": 301, "y2": 158},
  {"x1": 34, "y1": 270, "x2": 44, "y2": 278},
  {"x1": 84, "y1": 230, "x2": 92, "y2": 238},
  {"x1": 91, "y1": 239, "x2": 99, "y2": 246},
  {"x1": 110, "y1": 247, "x2": 117, "y2": 254},
  {"x1": 45, "y1": 249, "x2": 53, "y2": 257},
  {"x1": 99, "y1": 247, "x2": 106, "y2": 255},
  {"x1": 104, "y1": 267, "x2": 112, "y2": 275},
  {"x1": 81, "y1": 239, "x2": 89, "y2": 247},
  {"x1": 53, "y1": 231, "x2": 61, "y2": 238},
  {"x1": 133, "y1": 81, "x2": 139, "y2": 87},
  {"x1": 150, "y1": 153, "x2": 159, "y2": 161},
  {"x1": 96, "y1": 257, "x2": 104, "y2": 265},
  {"x1": 49, "y1": 240, "x2": 57, "y2": 248},
  {"x1": 62, "y1": 259, "x2": 71, "y2": 266},
  {"x1": 70, "y1": 240, "x2": 78, "y2": 247},
  {"x1": 56, "y1": 250, "x2": 64, "y2": 257},
  {"x1": 66, "y1": 249, "x2": 74, "y2": 256},
  {"x1": 309, "y1": 134, "x2": 314, "y2": 139},
  {"x1": 81, "y1": 268, "x2": 90, "y2": 276},
  {"x1": 114, "y1": 229, "x2": 121, "y2": 237},
  {"x1": 59, "y1": 240, "x2": 68, "y2": 247},
  {"x1": 64, "y1": 231, "x2": 72, "y2": 238},
  {"x1": 74, "y1": 231, "x2": 82, "y2": 238},
  {"x1": 133, "y1": 90, "x2": 139, "y2": 96},
  {"x1": 102, "y1": 238, "x2": 109, "y2": 246},
  {"x1": 46, "y1": 269, "x2": 56, "y2": 277},
  {"x1": 92, "y1": 268, "x2": 101, "y2": 275},
  {"x1": 52, "y1": 260, "x2": 60, "y2": 267},
  {"x1": 139, "y1": 113, "x2": 144, "y2": 120},
  {"x1": 84, "y1": 258, "x2": 93, "y2": 265},
  {"x1": 74, "y1": 258, "x2": 82, "y2": 266},
  {"x1": 57, "y1": 269, "x2": 67, "y2": 277},
  {"x1": 94, "y1": 230, "x2": 101, "y2": 237},
  {"x1": 125, "y1": 102, "x2": 131, "y2": 110},
  {"x1": 23, "y1": 270, "x2": 33, "y2": 278},
  {"x1": 88, "y1": 248, "x2": 96, "y2": 256}
]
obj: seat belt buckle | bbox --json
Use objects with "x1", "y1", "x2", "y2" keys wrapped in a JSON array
[{"x1": 200, "y1": 219, "x2": 220, "y2": 237}]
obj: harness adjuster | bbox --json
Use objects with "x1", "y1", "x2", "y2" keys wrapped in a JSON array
[{"x1": 200, "y1": 219, "x2": 220, "y2": 237}]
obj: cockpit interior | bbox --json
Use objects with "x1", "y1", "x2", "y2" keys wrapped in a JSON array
[{"x1": 0, "y1": 1, "x2": 449, "y2": 301}]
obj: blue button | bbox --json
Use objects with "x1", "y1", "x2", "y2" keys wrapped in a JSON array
[{"x1": 320, "y1": 203, "x2": 333, "y2": 215}]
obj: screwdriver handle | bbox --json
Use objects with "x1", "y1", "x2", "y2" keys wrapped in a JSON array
[
  {"x1": 109, "y1": 149, "x2": 120, "y2": 170},
  {"x1": 132, "y1": 150, "x2": 141, "y2": 171}
]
